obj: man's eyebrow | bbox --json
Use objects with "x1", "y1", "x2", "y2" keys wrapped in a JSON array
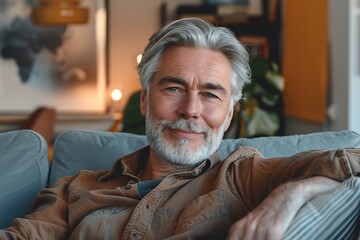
[
  {"x1": 158, "y1": 76, "x2": 186, "y2": 85},
  {"x1": 159, "y1": 76, "x2": 186, "y2": 86},
  {"x1": 201, "y1": 82, "x2": 227, "y2": 94}
]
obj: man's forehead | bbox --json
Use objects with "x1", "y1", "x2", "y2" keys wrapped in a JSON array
[{"x1": 156, "y1": 46, "x2": 232, "y2": 84}]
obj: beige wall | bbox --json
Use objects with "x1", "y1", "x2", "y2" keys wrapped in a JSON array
[
  {"x1": 108, "y1": 0, "x2": 159, "y2": 110},
  {"x1": 108, "y1": 0, "x2": 200, "y2": 110}
]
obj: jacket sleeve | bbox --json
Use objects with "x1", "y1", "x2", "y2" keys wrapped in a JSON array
[
  {"x1": 0, "y1": 176, "x2": 73, "y2": 240},
  {"x1": 230, "y1": 148, "x2": 360, "y2": 211}
]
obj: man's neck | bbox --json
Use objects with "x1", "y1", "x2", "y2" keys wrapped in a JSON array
[{"x1": 141, "y1": 149, "x2": 194, "y2": 181}]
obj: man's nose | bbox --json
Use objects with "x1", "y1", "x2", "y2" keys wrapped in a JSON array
[{"x1": 177, "y1": 94, "x2": 201, "y2": 119}]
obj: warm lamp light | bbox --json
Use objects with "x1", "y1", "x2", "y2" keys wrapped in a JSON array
[
  {"x1": 111, "y1": 89, "x2": 122, "y2": 102},
  {"x1": 110, "y1": 88, "x2": 123, "y2": 115},
  {"x1": 136, "y1": 54, "x2": 142, "y2": 64},
  {"x1": 31, "y1": 0, "x2": 89, "y2": 26}
]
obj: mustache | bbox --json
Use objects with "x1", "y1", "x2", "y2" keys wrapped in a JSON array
[{"x1": 159, "y1": 119, "x2": 209, "y2": 134}]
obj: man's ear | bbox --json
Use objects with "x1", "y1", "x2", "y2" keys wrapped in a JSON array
[
  {"x1": 140, "y1": 90, "x2": 147, "y2": 116},
  {"x1": 223, "y1": 106, "x2": 234, "y2": 132}
]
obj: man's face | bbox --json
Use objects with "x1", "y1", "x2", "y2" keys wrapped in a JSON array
[{"x1": 141, "y1": 46, "x2": 234, "y2": 166}]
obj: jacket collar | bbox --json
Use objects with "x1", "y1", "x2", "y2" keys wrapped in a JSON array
[{"x1": 98, "y1": 146, "x2": 222, "y2": 182}]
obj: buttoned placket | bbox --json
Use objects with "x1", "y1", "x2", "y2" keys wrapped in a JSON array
[
  {"x1": 121, "y1": 159, "x2": 212, "y2": 240},
  {"x1": 122, "y1": 176, "x2": 176, "y2": 240},
  {"x1": 118, "y1": 150, "x2": 219, "y2": 239}
]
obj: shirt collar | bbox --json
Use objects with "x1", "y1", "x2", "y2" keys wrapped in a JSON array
[
  {"x1": 98, "y1": 146, "x2": 223, "y2": 182},
  {"x1": 98, "y1": 147, "x2": 149, "y2": 182}
]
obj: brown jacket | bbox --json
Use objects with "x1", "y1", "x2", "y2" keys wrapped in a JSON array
[{"x1": 1, "y1": 146, "x2": 360, "y2": 240}]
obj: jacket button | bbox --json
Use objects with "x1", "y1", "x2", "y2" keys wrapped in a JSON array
[
  {"x1": 124, "y1": 184, "x2": 132, "y2": 190},
  {"x1": 131, "y1": 231, "x2": 138, "y2": 238}
]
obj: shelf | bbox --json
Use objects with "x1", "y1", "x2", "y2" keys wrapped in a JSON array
[
  {"x1": 0, "y1": 112, "x2": 122, "y2": 122},
  {"x1": 174, "y1": 2, "x2": 282, "y2": 64},
  {"x1": 0, "y1": 112, "x2": 123, "y2": 134}
]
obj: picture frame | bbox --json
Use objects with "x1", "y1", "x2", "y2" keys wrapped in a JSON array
[{"x1": 0, "y1": 0, "x2": 108, "y2": 114}]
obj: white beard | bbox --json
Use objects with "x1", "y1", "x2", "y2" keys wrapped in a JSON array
[{"x1": 145, "y1": 111, "x2": 229, "y2": 166}]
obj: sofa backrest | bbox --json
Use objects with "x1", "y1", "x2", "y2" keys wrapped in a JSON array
[
  {"x1": 219, "y1": 130, "x2": 360, "y2": 158},
  {"x1": 49, "y1": 129, "x2": 360, "y2": 186},
  {"x1": 0, "y1": 130, "x2": 49, "y2": 228}
]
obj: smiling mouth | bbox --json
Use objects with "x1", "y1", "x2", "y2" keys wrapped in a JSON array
[{"x1": 168, "y1": 128, "x2": 204, "y2": 139}]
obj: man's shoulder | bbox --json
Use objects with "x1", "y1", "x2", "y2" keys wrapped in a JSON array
[
  {"x1": 52, "y1": 169, "x2": 110, "y2": 188},
  {"x1": 224, "y1": 146, "x2": 264, "y2": 163}
]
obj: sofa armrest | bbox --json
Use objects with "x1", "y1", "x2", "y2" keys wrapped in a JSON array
[{"x1": 0, "y1": 130, "x2": 49, "y2": 228}]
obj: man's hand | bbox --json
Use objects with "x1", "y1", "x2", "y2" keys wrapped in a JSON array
[{"x1": 227, "y1": 176, "x2": 340, "y2": 240}]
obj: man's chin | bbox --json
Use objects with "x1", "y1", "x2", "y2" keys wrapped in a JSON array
[
  {"x1": 145, "y1": 113, "x2": 225, "y2": 166},
  {"x1": 154, "y1": 144, "x2": 211, "y2": 166}
]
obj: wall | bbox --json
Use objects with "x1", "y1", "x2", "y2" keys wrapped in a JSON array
[
  {"x1": 108, "y1": 0, "x2": 201, "y2": 110},
  {"x1": 108, "y1": 0, "x2": 160, "y2": 111},
  {"x1": 328, "y1": 0, "x2": 360, "y2": 134}
]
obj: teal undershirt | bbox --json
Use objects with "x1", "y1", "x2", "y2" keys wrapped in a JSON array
[{"x1": 137, "y1": 179, "x2": 162, "y2": 198}]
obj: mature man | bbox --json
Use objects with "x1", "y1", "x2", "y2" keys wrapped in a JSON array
[{"x1": 1, "y1": 18, "x2": 359, "y2": 240}]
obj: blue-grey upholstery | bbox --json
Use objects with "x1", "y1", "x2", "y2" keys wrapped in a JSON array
[
  {"x1": 49, "y1": 129, "x2": 360, "y2": 186},
  {"x1": 2, "y1": 129, "x2": 360, "y2": 231},
  {"x1": 219, "y1": 129, "x2": 360, "y2": 158},
  {"x1": 0, "y1": 130, "x2": 49, "y2": 228},
  {"x1": 284, "y1": 177, "x2": 360, "y2": 240},
  {"x1": 50, "y1": 131, "x2": 148, "y2": 186}
]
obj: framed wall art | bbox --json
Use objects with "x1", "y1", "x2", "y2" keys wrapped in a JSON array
[{"x1": 0, "y1": 0, "x2": 108, "y2": 114}]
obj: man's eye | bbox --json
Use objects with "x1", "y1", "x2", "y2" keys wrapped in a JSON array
[
  {"x1": 203, "y1": 92, "x2": 219, "y2": 99},
  {"x1": 166, "y1": 87, "x2": 181, "y2": 92}
]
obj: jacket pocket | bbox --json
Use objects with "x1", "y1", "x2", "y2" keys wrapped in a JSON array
[{"x1": 175, "y1": 189, "x2": 227, "y2": 233}]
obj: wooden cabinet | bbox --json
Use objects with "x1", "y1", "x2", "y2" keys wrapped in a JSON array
[{"x1": 282, "y1": 0, "x2": 329, "y2": 123}]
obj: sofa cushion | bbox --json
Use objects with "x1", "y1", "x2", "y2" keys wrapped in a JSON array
[
  {"x1": 219, "y1": 130, "x2": 360, "y2": 158},
  {"x1": 284, "y1": 177, "x2": 360, "y2": 240},
  {"x1": 0, "y1": 130, "x2": 49, "y2": 228},
  {"x1": 50, "y1": 131, "x2": 148, "y2": 186},
  {"x1": 50, "y1": 130, "x2": 360, "y2": 186}
]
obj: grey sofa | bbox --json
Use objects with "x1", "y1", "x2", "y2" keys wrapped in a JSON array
[{"x1": 1, "y1": 129, "x2": 360, "y2": 229}]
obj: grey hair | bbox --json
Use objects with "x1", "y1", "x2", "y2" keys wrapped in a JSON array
[{"x1": 137, "y1": 17, "x2": 251, "y2": 104}]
